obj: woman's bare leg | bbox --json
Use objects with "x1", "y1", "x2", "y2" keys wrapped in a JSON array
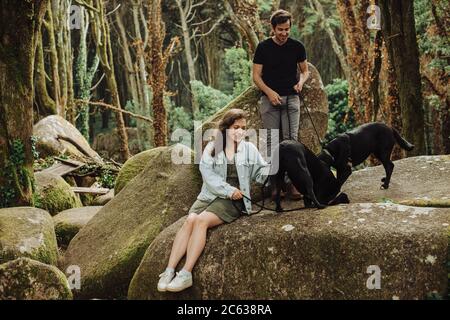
[
  {"x1": 183, "y1": 211, "x2": 224, "y2": 272},
  {"x1": 167, "y1": 213, "x2": 198, "y2": 269}
]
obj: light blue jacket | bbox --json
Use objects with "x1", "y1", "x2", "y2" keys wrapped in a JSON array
[{"x1": 197, "y1": 140, "x2": 271, "y2": 214}]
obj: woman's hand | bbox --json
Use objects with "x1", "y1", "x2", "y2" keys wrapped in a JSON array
[{"x1": 231, "y1": 189, "x2": 244, "y2": 200}]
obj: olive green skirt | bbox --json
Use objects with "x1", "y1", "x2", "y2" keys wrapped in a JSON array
[{"x1": 188, "y1": 198, "x2": 245, "y2": 223}]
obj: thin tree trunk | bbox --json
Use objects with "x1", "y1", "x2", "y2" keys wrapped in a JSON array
[
  {"x1": 91, "y1": 0, "x2": 130, "y2": 161},
  {"x1": 175, "y1": 0, "x2": 200, "y2": 114},
  {"x1": 336, "y1": 0, "x2": 374, "y2": 124},
  {"x1": 131, "y1": 0, "x2": 153, "y2": 149},
  {"x1": 0, "y1": 0, "x2": 48, "y2": 207},
  {"x1": 308, "y1": 0, "x2": 351, "y2": 81},
  {"x1": 35, "y1": 30, "x2": 57, "y2": 116},
  {"x1": 147, "y1": 0, "x2": 179, "y2": 147},
  {"x1": 43, "y1": 5, "x2": 62, "y2": 115},
  {"x1": 379, "y1": 0, "x2": 425, "y2": 155}
]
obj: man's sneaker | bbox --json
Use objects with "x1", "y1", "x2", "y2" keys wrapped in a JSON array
[
  {"x1": 157, "y1": 269, "x2": 175, "y2": 292},
  {"x1": 166, "y1": 271, "x2": 193, "y2": 292}
]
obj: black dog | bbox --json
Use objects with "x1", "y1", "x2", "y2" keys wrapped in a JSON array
[
  {"x1": 270, "y1": 140, "x2": 350, "y2": 211},
  {"x1": 318, "y1": 122, "x2": 414, "y2": 189}
]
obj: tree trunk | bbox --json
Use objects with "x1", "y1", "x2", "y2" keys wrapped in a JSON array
[
  {"x1": 336, "y1": 0, "x2": 374, "y2": 124},
  {"x1": 74, "y1": 6, "x2": 99, "y2": 141},
  {"x1": 91, "y1": 0, "x2": 130, "y2": 161},
  {"x1": 308, "y1": 0, "x2": 351, "y2": 81},
  {"x1": 0, "y1": 0, "x2": 48, "y2": 207},
  {"x1": 43, "y1": 5, "x2": 62, "y2": 115},
  {"x1": 131, "y1": 0, "x2": 153, "y2": 150},
  {"x1": 175, "y1": 0, "x2": 200, "y2": 114},
  {"x1": 35, "y1": 30, "x2": 57, "y2": 116},
  {"x1": 147, "y1": 0, "x2": 179, "y2": 147},
  {"x1": 379, "y1": 0, "x2": 426, "y2": 155}
]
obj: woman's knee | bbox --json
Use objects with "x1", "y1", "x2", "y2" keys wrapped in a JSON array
[
  {"x1": 184, "y1": 213, "x2": 198, "y2": 227},
  {"x1": 194, "y1": 212, "x2": 213, "y2": 228}
]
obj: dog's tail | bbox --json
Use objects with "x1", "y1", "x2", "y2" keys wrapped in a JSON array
[{"x1": 392, "y1": 128, "x2": 414, "y2": 151}]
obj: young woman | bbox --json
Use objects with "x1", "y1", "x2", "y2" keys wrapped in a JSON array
[{"x1": 157, "y1": 108, "x2": 271, "y2": 292}]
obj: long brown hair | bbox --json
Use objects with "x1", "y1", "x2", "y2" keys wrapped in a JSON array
[{"x1": 210, "y1": 109, "x2": 247, "y2": 157}]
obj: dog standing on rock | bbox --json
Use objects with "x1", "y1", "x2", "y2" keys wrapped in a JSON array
[{"x1": 318, "y1": 122, "x2": 414, "y2": 189}]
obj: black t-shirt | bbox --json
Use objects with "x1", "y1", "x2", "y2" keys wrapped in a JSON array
[{"x1": 253, "y1": 38, "x2": 307, "y2": 96}]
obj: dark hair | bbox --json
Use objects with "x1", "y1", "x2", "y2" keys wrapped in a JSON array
[
  {"x1": 270, "y1": 9, "x2": 292, "y2": 28},
  {"x1": 210, "y1": 109, "x2": 247, "y2": 157}
]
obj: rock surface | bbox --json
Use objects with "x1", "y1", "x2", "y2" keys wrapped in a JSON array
[
  {"x1": 0, "y1": 207, "x2": 58, "y2": 265},
  {"x1": 35, "y1": 172, "x2": 82, "y2": 215},
  {"x1": 53, "y1": 206, "x2": 102, "y2": 246},
  {"x1": 0, "y1": 257, "x2": 72, "y2": 300},
  {"x1": 129, "y1": 202, "x2": 450, "y2": 300}
]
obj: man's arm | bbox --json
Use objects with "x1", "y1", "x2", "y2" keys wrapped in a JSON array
[
  {"x1": 253, "y1": 63, "x2": 282, "y2": 105},
  {"x1": 294, "y1": 60, "x2": 310, "y2": 93}
]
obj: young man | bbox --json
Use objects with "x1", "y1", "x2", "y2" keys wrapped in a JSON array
[{"x1": 252, "y1": 9, "x2": 310, "y2": 200}]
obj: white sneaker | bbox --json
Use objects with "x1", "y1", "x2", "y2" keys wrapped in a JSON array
[
  {"x1": 157, "y1": 269, "x2": 175, "y2": 292},
  {"x1": 166, "y1": 271, "x2": 193, "y2": 292}
]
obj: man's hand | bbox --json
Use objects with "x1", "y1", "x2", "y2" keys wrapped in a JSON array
[
  {"x1": 294, "y1": 82, "x2": 303, "y2": 93},
  {"x1": 267, "y1": 90, "x2": 282, "y2": 106},
  {"x1": 231, "y1": 189, "x2": 244, "y2": 200}
]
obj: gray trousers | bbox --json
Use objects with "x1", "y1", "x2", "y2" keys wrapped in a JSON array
[{"x1": 259, "y1": 94, "x2": 301, "y2": 158}]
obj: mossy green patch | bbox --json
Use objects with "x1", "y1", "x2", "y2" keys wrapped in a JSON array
[{"x1": 0, "y1": 257, "x2": 72, "y2": 300}]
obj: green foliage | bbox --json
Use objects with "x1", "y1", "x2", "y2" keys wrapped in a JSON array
[
  {"x1": 191, "y1": 80, "x2": 233, "y2": 121},
  {"x1": 168, "y1": 106, "x2": 193, "y2": 132},
  {"x1": 324, "y1": 79, "x2": 356, "y2": 143},
  {"x1": 0, "y1": 138, "x2": 34, "y2": 208},
  {"x1": 302, "y1": 0, "x2": 341, "y2": 36},
  {"x1": 31, "y1": 136, "x2": 39, "y2": 160},
  {"x1": 99, "y1": 169, "x2": 116, "y2": 189},
  {"x1": 414, "y1": 0, "x2": 449, "y2": 71},
  {"x1": 224, "y1": 47, "x2": 253, "y2": 97},
  {"x1": 257, "y1": 0, "x2": 272, "y2": 15}
]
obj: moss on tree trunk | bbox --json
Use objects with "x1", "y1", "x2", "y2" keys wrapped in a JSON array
[{"x1": 0, "y1": 0, "x2": 48, "y2": 207}]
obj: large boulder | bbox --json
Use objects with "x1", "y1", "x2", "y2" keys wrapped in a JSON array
[
  {"x1": 0, "y1": 207, "x2": 58, "y2": 265},
  {"x1": 196, "y1": 63, "x2": 328, "y2": 155},
  {"x1": 0, "y1": 258, "x2": 72, "y2": 300},
  {"x1": 33, "y1": 115, "x2": 103, "y2": 163},
  {"x1": 53, "y1": 206, "x2": 103, "y2": 247},
  {"x1": 62, "y1": 144, "x2": 203, "y2": 299},
  {"x1": 342, "y1": 155, "x2": 450, "y2": 205},
  {"x1": 35, "y1": 172, "x2": 82, "y2": 216},
  {"x1": 128, "y1": 203, "x2": 450, "y2": 300},
  {"x1": 114, "y1": 148, "x2": 166, "y2": 194}
]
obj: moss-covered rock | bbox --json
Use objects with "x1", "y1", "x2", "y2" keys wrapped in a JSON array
[
  {"x1": 62, "y1": 144, "x2": 203, "y2": 299},
  {"x1": 342, "y1": 155, "x2": 450, "y2": 206},
  {"x1": 33, "y1": 115, "x2": 103, "y2": 163},
  {"x1": 0, "y1": 257, "x2": 72, "y2": 300},
  {"x1": 128, "y1": 203, "x2": 450, "y2": 300},
  {"x1": 115, "y1": 148, "x2": 166, "y2": 194},
  {"x1": 91, "y1": 189, "x2": 115, "y2": 206},
  {"x1": 0, "y1": 207, "x2": 58, "y2": 265},
  {"x1": 35, "y1": 172, "x2": 82, "y2": 216},
  {"x1": 53, "y1": 206, "x2": 102, "y2": 247}
]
